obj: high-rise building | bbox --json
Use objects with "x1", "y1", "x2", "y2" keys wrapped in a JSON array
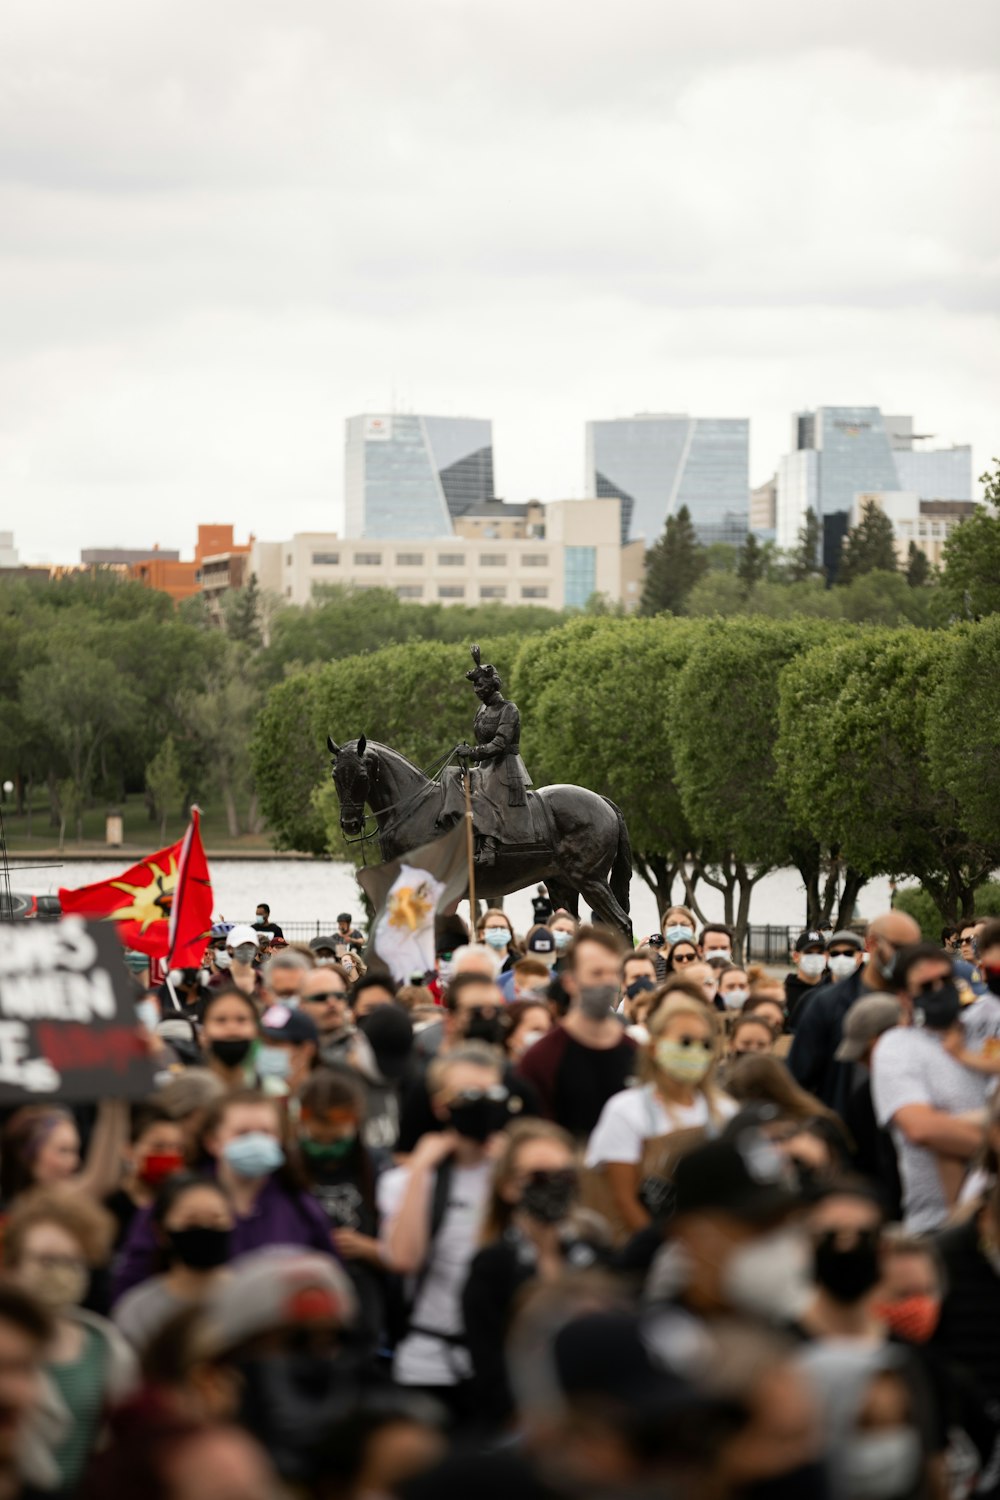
[
  {"x1": 775, "y1": 408, "x2": 973, "y2": 577},
  {"x1": 585, "y1": 415, "x2": 750, "y2": 547},
  {"x1": 344, "y1": 414, "x2": 495, "y2": 539}
]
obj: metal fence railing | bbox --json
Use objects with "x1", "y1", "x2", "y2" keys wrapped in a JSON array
[
  {"x1": 273, "y1": 921, "x2": 368, "y2": 944},
  {"x1": 743, "y1": 926, "x2": 796, "y2": 965}
]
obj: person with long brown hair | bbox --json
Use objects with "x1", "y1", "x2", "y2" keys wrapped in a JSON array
[
  {"x1": 584, "y1": 990, "x2": 737, "y2": 1240},
  {"x1": 461, "y1": 1119, "x2": 608, "y2": 1429}
]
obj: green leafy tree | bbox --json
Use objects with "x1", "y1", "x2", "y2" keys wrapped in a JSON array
[
  {"x1": 146, "y1": 737, "x2": 184, "y2": 841},
  {"x1": 222, "y1": 573, "x2": 263, "y2": 648},
  {"x1": 639, "y1": 506, "x2": 707, "y2": 616},
  {"x1": 736, "y1": 534, "x2": 766, "y2": 594},
  {"x1": 836, "y1": 499, "x2": 898, "y2": 584},
  {"x1": 777, "y1": 627, "x2": 999, "y2": 921},
  {"x1": 926, "y1": 615, "x2": 1000, "y2": 849},
  {"x1": 905, "y1": 542, "x2": 931, "y2": 589},
  {"x1": 789, "y1": 508, "x2": 822, "y2": 582},
  {"x1": 939, "y1": 459, "x2": 1000, "y2": 618}
]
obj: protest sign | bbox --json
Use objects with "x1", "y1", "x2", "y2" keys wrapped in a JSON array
[{"x1": 0, "y1": 917, "x2": 156, "y2": 1102}]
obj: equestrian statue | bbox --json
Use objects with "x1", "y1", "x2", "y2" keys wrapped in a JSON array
[{"x1": 327, "y1": 645, "x2": 633, "y2": 936}]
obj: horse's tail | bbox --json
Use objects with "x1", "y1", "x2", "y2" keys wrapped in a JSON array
[{"x1": 603, "y1": 798, "x2": 633, "y2": 923}]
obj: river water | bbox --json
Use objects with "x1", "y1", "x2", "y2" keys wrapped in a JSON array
[{"x1": 14, "y1": 856, "x2": 897, "y2": 940}]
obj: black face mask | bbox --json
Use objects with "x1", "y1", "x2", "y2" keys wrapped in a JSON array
[
  {"x1": 625, "y1": 977, "x2": 656, "y2": 1001},
  {"x1": 914, "y1": 980, "x2": 961, "y2": 1031},
  {"x1": 520, "y1": 1168, "x2": 577, "y2": 1225},
  {"x1": 448, "y1": 1092, "x2": 509, "y2": 1142},
  {"x1": 464, "y1": 1010, "x2": 507, "y2": 1046},
  {"x1": 813, "y1": 1228, "x2": 881, "y2": 1304},
  {"x1": 166, "y1": 1225, "x2": 231, "y2": 1270},
  {"x1": 209, "y1": 1037, "x2": 253, "y2": 1068},
  {"x1": 235, "y1": 1352, "x2": 359, "y2": 1483}
]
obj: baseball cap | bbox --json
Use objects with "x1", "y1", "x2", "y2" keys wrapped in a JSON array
[
  {"x1": 527, "y1": 927, "x2": 555, "y2": 956},
  {"x1": 834, "y1": 994, "x2": 903, "y2": 1061},
  {"x1": 261, "y1": 1004, "x2": 319, "y2": 1045},
  {"x1": 195, "y1": 1248, "x2": 357, "y2": 1360},
  {"x1": 309, "y1": 935, "x2": 339, "y2": 953},
  {"x1": 794, "y1": 930, "x2": 827, "y2": 952},
  {"x1": 671, "y1": 1130, "x2": 801, "y2": 1224},
  {"x1": 226, "y1": 924, "x2": 260, "y2": 950},
  {"x1": 828, "y1": 929, "x2": 864, "y2": 952},
  {"x1": 552, "y1": 1310, "x2": 704, "y2": 1414}
]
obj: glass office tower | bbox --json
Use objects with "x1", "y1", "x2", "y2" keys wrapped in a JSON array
[
  {"x1": 345, "y1": 414, "x2": 495, "y2": 538},
  {"x1": 585, "y1": 415, "x2": 750, "y2": 545}
]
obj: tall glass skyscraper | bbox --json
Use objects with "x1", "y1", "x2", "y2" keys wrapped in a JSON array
[
  {"x1": 585, "y1": 415, "x2": 750, "y2": 545},
  {"x1": 345, "y1": 414, "x2": 495, "y2": 538}
]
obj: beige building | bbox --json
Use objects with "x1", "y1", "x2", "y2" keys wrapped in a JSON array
[
  {"x1": 750, "y1": 475, "x2": 777, "y2": 532},
  {"x1": 852, "y1": 491, "x2": 975, "y2": 567},
  {"x1": 252, "y1": 499, "x2": 645, "y2": 612}
]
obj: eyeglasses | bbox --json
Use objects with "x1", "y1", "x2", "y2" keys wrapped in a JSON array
[{"x1": 303, "y1": 991, "x2": 345, "y2": 1004}]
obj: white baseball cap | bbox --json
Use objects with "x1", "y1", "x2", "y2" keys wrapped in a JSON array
[{"x1": 226, "y1": 924, "x2": 260, "y2": 950}]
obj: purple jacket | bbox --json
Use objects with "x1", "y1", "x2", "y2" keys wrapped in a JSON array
[{"x1": 111, "y1": 1173, "x2": 335, "y2": 1304}]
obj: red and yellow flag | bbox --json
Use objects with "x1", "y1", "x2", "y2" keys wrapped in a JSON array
[{"x1": 58, "y1": 808, "x2": 214, "y2": 967}]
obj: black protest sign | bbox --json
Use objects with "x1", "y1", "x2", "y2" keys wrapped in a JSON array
[{"x1": 0, "y1": 918, "x2": 156, "y2": 1102}]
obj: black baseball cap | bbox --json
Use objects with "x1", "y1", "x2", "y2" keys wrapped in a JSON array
[
  {"x1": 794, "y1": 930, "x2": 827, "y2": 952},
  {"x1": 261, "y1": 1005, "x2": 319, "y2": 1045},
  {"x1": 671, "y1": 1131, "x2": 801, "y2": 1224},
  {"x1": 309, "y1": 935, "x2": 339, "y2": 953},
  {"x1": 527, "y1": 927, "x2": 555, "y2": 955},
  {"x1": 552, "y1": 1311, "x2": 706, "y2": 1415}
]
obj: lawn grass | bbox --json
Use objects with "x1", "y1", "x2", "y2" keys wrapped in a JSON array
[{"x1": 0, "y1": 794, "x2": 275, "y2": 854}]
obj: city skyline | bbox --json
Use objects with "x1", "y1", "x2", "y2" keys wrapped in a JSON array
[{"x1": 2, "y1": 0, "x2": 997, "y2": 564}]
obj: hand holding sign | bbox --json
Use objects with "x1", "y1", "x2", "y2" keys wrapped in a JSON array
[{"x1": 0, "y1": 919, "x2": 157, "y2": 1103}]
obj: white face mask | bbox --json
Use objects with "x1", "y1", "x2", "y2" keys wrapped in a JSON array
[
  {"x1": 518, "y1": 1029, "x2": 546, "y2": 1052},
  {"x1": 843, "y1": 1429, "x2": 922, "y2": 1500},
  {"x1": 136, "y1": 998, "x2": 160, "y2": 1034},
  {"x1": 723, "y1": 1226, "x2": 812, "y2": 1322},
  {"x1": 722, "y1": 987, "x2": 749, "y2": 1011},
  {"x1": 214, "y1": 949, "x2": 232, "y2": 970},
  {"x1": 799, "y1": 953, "x2": 827, "y2": 979},
  {"x1": 829, "y1": 953, "x2": 859, "y2": 980}
]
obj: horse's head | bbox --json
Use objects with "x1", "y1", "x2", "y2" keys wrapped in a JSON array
[{"x1": 327, "y1": 734, "x2": 379, "y2": 836}]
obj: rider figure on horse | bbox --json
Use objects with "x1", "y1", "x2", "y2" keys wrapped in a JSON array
[{"x1": 455, "y1": 646, "x2": 533, "y2": 867}]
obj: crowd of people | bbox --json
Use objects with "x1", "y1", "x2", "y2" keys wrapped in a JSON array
[{"x1": 0, "y1": 896, "x2": 999, "y2": 1499}]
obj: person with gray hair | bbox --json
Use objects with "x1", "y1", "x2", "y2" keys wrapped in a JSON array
[{"x1": 261, "y1": 946, "x2": 312, "y2": 1004}]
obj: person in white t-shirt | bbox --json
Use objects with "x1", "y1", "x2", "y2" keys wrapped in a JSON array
[
  {"x1": 377, "y1": 1043, "x2": 507, "y2": 1417},
  {"x1": 871, "y1": 944, "x2": 988, "y2": 1232},
  {"x1": 585, "y1": 985, "x2": 738, "y2": 1237}
]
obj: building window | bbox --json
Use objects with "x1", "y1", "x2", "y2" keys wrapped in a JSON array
[
  {"x1": 564, "y1": 545, "x2": 597, "y2": 609},
  {"x1": 311, "y1": 552, "x2": 340, "y2": 566},
  {"x1": 286, "y1": 554, "x2": 293, "y2": 566},
  {"x1": 480, "y1": 554, "x2": 508, "y2": 567},
  {"x1": 396, "y1": 585, "x2": 423, "y2": 599},
  {"x1": 395, "y1": 553, "x2": 424, "y2": 566},
  {"x1": 522, "y1": 554, "x2": 549, "y2": 567},
  {"x1": 438, "y1": 554, "x2": 466, "y2": 566},
  {"x1": 438, "y1": 585, "x2": 465, "y2": 598},
  {"x1": 354, "y1": 552, "x2": 382, "y2": 565},
  {"x1": 480, "y1": 586, "x2": 507, "y2": 599},
  {"x1": 521, "y1": 586, "x2": 549, "y2": 599}
]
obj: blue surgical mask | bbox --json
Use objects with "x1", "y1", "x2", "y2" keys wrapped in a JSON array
[
  {"x1": 136, "y1": 999, "x2": 160, "y2": 1034},
  {"x1": 553, "y1": 930, "x2": 572, "y2": 951},
  {"x1": 223, "y1": 1132, "x2": 285, "y2": 1179},
  {"x1": 256, "y1": 1046, "x2": 292, "y2": 1080},
  {"x1": 484, "y1": 928, "x2": 510, "y2": 951},
  {"x1": 665, "y1": 924, "x2": 695, "y2": 945}
]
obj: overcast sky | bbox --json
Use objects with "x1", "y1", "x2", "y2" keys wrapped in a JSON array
[{"x1": 2, "y1": 0, "x2": 998, "y2": 563}]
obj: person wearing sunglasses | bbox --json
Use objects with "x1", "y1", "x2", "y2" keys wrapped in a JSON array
[{"x1": 298, "y1": 964, "x2": 356, "y2": 1066}]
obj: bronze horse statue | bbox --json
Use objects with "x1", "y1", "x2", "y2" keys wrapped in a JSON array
[{"x1": 327, "y1": 735, "x2": 633, "y2": 937}]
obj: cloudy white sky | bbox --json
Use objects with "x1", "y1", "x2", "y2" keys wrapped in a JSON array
[{"x1": 2, "y1": 0, "x2": 998, "y2": 563}]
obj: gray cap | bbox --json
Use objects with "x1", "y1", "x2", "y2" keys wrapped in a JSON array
[
  {"x1": 829, "y1": 929, "x2": 864, "y2": 952},
  {"x1": 834, "y1": 994, "x2": 902, "y2": 1061},
  {"x1": 195, "y1": 1248, "x2": 357, "y2": 1360}
]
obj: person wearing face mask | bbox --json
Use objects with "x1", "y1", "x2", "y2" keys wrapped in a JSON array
[
  {"x1": 378, "y1": 1048, "x2": 509, "y2": 1419},
  {"x1": 548, "y1": 911, "x2": 578, "y2": 968},
  {"x1": 504, "y1": 999, "x2": 554, "y2": 1062},
  {"x1": 644, "y1": 1125, "x2": 813, "y2": 1329},
  {"x1": 717, "y1": 963, "x2": 752, "y2": 1015},
  {"x1": 155, "y1": 965, "x2": 211, "y2": 1020},
  {"x1": 585, "y1": 991, "x2": 738, "y2": 1241},
  {"x1": 112, "y1": 1090, "x2": 334, "y2": 1302},
  {"x1": 784, "y1": 931, "x2": 830, "y2": 1028},
  {"x1": 397, "y1": 973, "x2": 539, "y2": 1152},
  {"x1": 789, "y1": 913, "x2": 920, "y2": 1116},
  {"x1": 517, "y1": 927, "x2": 637, "y2": 1142},
  {"x1": 797, "y1": 1182, "x2": 888, "y2": 1344},
  {"x1": 462, "y1": 1120, "x2": 610, "y2": 1430},
  {"x1": 111, "y1": 1174, "x2": 233, "y2": 1354},
  {"x1": 103, "y1": 1104, "x2": 186, "y2": 1257},
  {"x1": 727, "y1": 1015, "x2": 777, "y2": 1061},
  {"x1": 871, "y1": 944, "x2": 990, "y2": 1231},
  {"x1": 256, "y1": 1004, "x2": 319, "y2": 1097},
  {"x1": 200, "y1": 987, "x2": 262, "y2": 1090},
  {"x1": 207, "y1": 924, "x2": 263, "y2": 999},
  {"x1": 476, "y1": 912, "x2": 519, "y2": 974},
  {"x1": 4, "y1": 1190, "x2": 138, "y2": 1494},
  {"x1": 699, "y1": 923, "x2": 735, "y2": 965}
]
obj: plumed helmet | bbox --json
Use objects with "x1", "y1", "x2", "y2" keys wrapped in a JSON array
[{"x1": 465, "y1": 643, "x2": 502, "y2": 692}]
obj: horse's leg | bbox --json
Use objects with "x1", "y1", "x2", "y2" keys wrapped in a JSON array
[
  {"x1": 545, "y1": 880, "x2": 579, "y2": 919},
  {"x1": 578, "y1": 875, "x2": 633, "y2": 940}
]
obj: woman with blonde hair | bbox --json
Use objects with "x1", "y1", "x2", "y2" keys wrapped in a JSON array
[
  {"x1": 462, "y1": 1119, "x2": 607, "y2": 1428},
  {"x1": 584, "y1": 993, "x2": 738, "y2": 1240}
]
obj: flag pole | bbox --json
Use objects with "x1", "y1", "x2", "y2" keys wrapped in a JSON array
[{"x1": 462, "y1": 761, "x2": 476, "y2": 919}]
